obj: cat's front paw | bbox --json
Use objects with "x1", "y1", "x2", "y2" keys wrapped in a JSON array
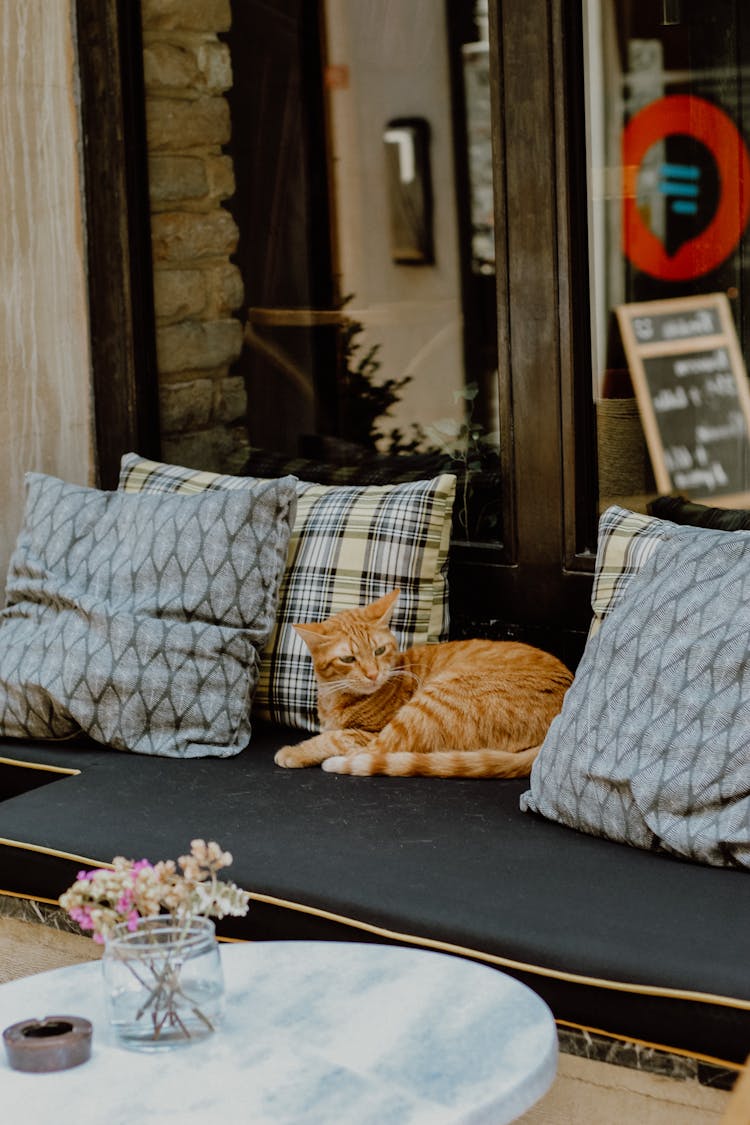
[{"x1": 274, "y1": 745, "x2": 308, "y2": 768}]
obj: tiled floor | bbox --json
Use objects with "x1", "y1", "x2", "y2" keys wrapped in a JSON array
[
  {"x1": 0, "y1": 915, "x2": 100, "y2": 984},
  {"x1": 518, "y1": 1053, "x2": 731, "y2": 1124}
]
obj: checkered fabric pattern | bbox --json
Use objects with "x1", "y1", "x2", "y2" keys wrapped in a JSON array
[
  {"x1": 119, "y1": 456, "x2": 272, "y2": 496},
  {"x1": 119, "y1": 454, "x2": 456, "y2": 731},
  {"x1": 589, "y1": 506, "x2": 672, "y2": 637}
]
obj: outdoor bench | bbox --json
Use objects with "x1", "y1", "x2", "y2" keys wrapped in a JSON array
[{"x1": 0, "y1": 721, "x2": 747, "y2": 1073}]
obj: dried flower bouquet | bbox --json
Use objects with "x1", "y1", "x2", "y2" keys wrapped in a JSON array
[{"x1": 60, "y1": 840, "x2": 250, "y2": 1045}]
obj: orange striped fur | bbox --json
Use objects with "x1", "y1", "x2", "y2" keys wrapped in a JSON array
[{"x1": 274, "y1": 590, "x2": 572, "y2": 778}]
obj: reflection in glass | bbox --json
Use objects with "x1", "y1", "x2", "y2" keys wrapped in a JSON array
[
  {"x1": 222, "y1": 1, "x2": 501, "y2": 544},
  {"x1": 584, "y1": 0, "x2": 750, "y2": 511}
]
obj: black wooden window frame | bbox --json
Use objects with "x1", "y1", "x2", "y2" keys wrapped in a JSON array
[
  {"x1": 448, "y1": 0, "x2": 596, "y2": 663},
  {"x1": 76, "y1": 0, "x2": 161, "y2": 489},
  {"x1": 76, "y1": 0, "x2": 597, "y2": 661}
]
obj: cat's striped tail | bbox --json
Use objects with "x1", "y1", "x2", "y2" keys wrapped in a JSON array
[{"x1": 321, "y1": 745, "x2": 540, "y2": 779}]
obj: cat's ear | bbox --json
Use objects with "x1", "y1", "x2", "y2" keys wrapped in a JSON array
[
  {"x1": 366, "y1": 588, "x2": 400, "y2": 626},
  {"x1": 292, "y1": 621, "x2": 329, "y2": 652}
]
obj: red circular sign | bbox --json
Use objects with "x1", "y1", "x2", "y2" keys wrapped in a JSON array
[{"x1": 622, "y1": 94, "x2": 750, "y2": 281}]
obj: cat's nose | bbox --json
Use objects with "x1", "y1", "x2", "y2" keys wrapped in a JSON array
[{"x1": 364, "y1": 667, "x2": 379, "y2": 681}]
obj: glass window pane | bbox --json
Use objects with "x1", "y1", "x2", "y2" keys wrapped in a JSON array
[
  {"x1": 584, "y1": 0, "x2": 750, "y2": 511},
  {"x1": 217, "y1": 1, "x2": 502, "y2": 544}
]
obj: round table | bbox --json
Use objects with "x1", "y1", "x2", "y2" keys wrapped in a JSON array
[{"x1": 0, "y1": 940, "x2": 557, "y2": 1123}]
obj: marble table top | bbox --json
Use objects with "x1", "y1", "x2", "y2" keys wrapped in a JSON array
[{"x1": 0, "y1": 940, "x2": 557, "y2": 1124}]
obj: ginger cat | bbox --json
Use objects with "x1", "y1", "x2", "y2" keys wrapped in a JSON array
[{"x1": 274, "y1": 590, "x2": 572, "y2": 778}]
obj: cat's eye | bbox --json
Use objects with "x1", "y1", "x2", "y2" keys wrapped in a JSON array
[
  {"x1": 339, "y1": 655, "x2": 356, "y2": 664},
  {"x1": 373, "y1": 646, "x2": 386, "y2": 656}
]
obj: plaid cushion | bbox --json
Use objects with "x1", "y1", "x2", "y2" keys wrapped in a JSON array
[
  {"x1": 589, "y1": 506, "x2": 671, "y2": 637},
  {"x1": 119, "y1": 453, "x2": 456, "y2": 731}
]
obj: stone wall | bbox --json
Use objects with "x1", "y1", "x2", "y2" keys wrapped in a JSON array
[{"x1": 141, "y1": 0, "x2": 247, "y2": 473}]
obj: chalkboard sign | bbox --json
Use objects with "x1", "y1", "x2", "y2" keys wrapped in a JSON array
[{"x1": 615, "y1": 294, "x2": 750, "y2": 505}]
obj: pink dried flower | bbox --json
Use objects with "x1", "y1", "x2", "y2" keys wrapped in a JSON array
[
  {"x1": 68, "y1": 906, "x2": 94, "y2": 930},
  {"x1": 59, "y1": 841, "x2": 250, "y2": 941}
]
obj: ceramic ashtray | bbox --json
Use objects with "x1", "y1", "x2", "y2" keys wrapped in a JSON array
[{"x1": 3, "y1": 1015, "x2": 93, "y2": 1072}]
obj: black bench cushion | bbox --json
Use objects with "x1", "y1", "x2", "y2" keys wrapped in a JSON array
[{"x1": 0, "y1": 724, "x2": 748, "y2": 1063}]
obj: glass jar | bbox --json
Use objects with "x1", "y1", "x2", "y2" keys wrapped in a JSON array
[{"x1": 102, "y1": 915, "x2": 225, "y2": 1051}]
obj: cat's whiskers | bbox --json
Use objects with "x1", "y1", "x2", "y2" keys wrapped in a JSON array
[
  {"x1": 318, "y1": 678, "x2": 355, "y2": 696},
  {"x1": 384, "y1": 667, "x2": 423, "y2": 690}
]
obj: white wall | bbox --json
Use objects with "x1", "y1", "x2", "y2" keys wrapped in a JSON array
[
  {"x1": 0, "y1": 0, "x2": 93, "y2": 586},
  {"x1": 323, "y1": 0, "x2": 465, "y2": 443}
]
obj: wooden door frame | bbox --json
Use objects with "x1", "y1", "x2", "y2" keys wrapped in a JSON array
[
  {"x1": 449, "y1": 0, "x2": 596, "y2": 661},
  {"x1": 75, "y1": 0, "x2": 160, "y2": 488}
]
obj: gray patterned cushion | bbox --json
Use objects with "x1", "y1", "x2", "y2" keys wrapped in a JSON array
[
  {"x1": 0, "y1": 473, "x2": 297, "y2": 757},
  {"x1": 119, "y1": 453, "x2": 456, "y2": 731},
  {"x1": 522, "y1": 518, "x2": 750, "y2": 869}
]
